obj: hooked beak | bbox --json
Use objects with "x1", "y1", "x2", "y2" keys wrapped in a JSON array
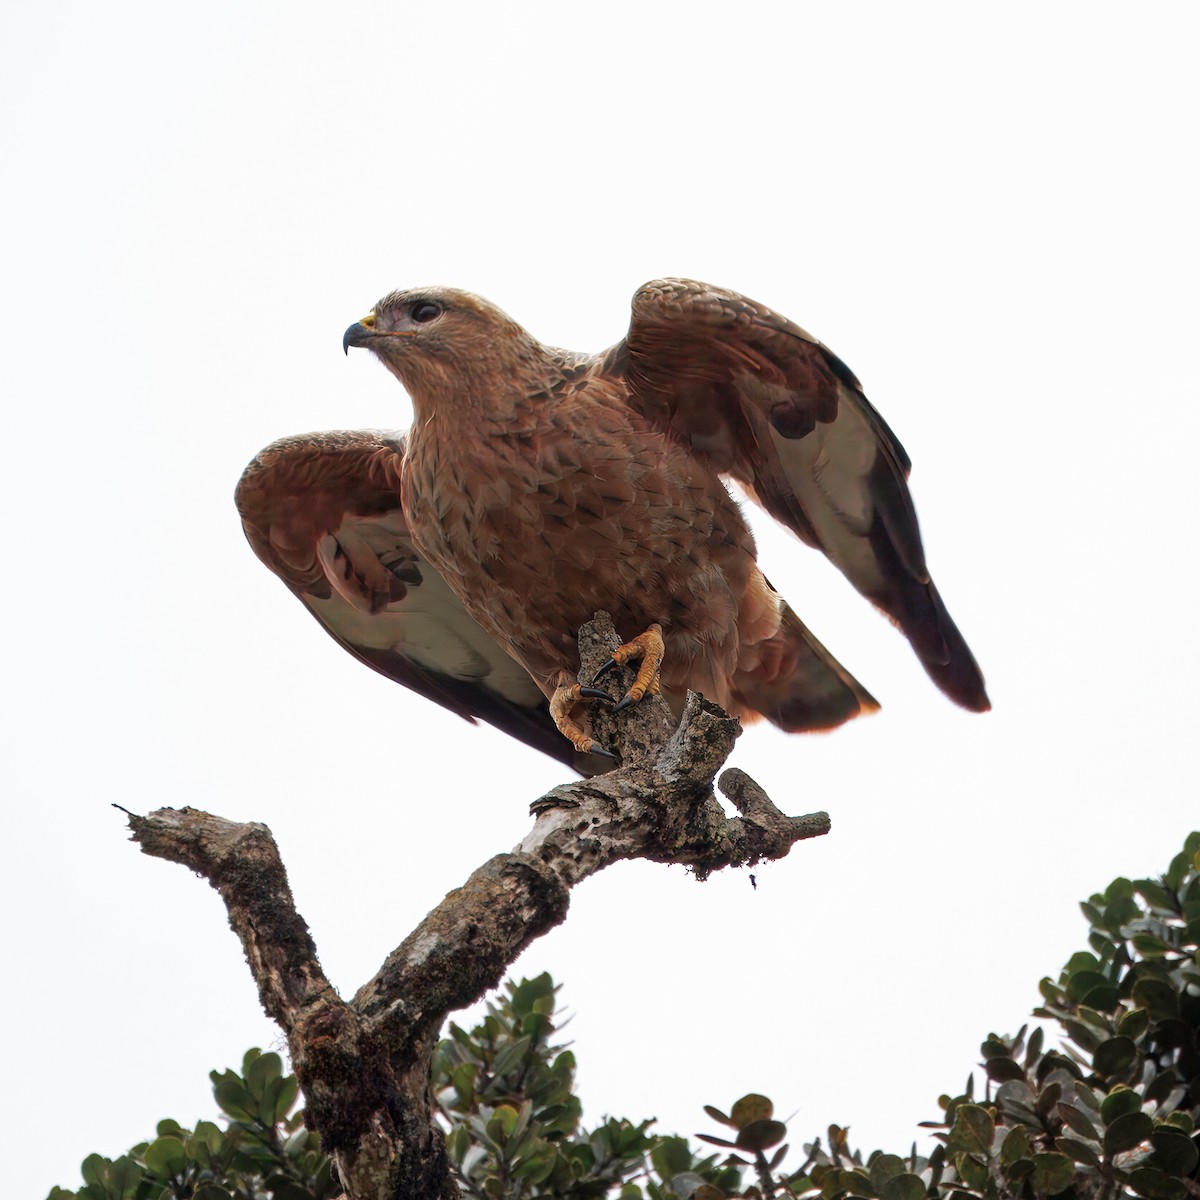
[{"x1": 343, "y1": 311, "x2": 377, "y2": 356}]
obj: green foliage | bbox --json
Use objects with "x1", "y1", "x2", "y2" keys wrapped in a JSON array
[
  {"x1": 691, "y1": 832, "x2": 1200, "y2": 1200},
  {"x1": 48, "y1": 835, "x2": 1200, "y2": 1200},
  {"x1": 435, "y1": 973, "x2": 739, "y2": 1199},
  {"x1": 45, "y1": 1048, "x2": 334, "y2": 1200},
  {"x1": 46, "y1": 976, "x2": 731, "y2": 1200}
]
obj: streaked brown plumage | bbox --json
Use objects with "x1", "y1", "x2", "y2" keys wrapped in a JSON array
[
  {"x1": 239, "y1": 278, "x2": 987, "y2": 767},
  {"x1": 236, "y1": 429, "x2": 594, "y2": 769}
]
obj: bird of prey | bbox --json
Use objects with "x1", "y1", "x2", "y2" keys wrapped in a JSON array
[{"x1": 238, "y1": 278, "x2": 987, "y2": 765}]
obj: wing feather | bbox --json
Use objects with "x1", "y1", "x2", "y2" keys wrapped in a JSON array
[
  {"x1": 617, "y1": 278, "x2": 988, "y2": 711},
  {"x1": 235, "y1": 430, "x2": 590, "y2": 770}
]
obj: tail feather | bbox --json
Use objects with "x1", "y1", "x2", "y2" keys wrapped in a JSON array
[{"x1": 731, "y1": 604, "x2": 879, "y2": 732}]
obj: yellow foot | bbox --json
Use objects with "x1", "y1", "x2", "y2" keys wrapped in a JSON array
[
  {"x1": 592, "y1": 624, "x2": 665, "y2": 713},
  {"x1": 549, "y1": 681, "x2": 618, "y2": 760}
]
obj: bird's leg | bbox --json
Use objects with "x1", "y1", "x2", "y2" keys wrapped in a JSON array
[
  {"x1": 593, "y1": 624, "x2": 665, "y2": 713},
  {"x1": 549, "y1": 679, "x2": 618, "y2": 760}
]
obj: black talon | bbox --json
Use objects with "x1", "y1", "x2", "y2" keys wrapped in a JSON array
[
  {"x1": 612, "y1": 694, "x2": 636, "y2": 714},
  {"x1": 578, "y1": 686, "x2": 615, "y2": 702},
  {"x1": 588, "y1": 743, "x2": 618, "y2": 760},
  {"x1": 593, "y1": 657, "x2": 618, "y2": 682}
]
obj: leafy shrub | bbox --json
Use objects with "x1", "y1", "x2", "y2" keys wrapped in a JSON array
[{"x1": 49, "y1": 834, "x2": 1200, "y2": 1200}]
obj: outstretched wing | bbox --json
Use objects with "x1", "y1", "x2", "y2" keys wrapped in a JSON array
[
  {"x1": 235, "y1": 429, "x2": 589, "y2": 770},
  {"x1": 616, "y1": 278, "x2": 988, "y2": 711}
]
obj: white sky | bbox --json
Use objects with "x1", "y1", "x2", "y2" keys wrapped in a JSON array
[{"x1": 3, "y1": 3, "x2": 1198, "y2": 1196}]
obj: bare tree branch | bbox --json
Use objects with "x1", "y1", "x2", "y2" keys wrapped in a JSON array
[{"x1": 125, "y1": 613, "x2": 829, "y2": 1200}]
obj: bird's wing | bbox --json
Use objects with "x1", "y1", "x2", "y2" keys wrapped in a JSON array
[
  {"x1": 235, "y1": 429, "x2": 590, "y2": 771},
  {"x1": 616, "y1": 278, "x2": 988, "y2": 711}
]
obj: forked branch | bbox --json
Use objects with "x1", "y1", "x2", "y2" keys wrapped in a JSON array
[{"x1": 125, "y1": 613, "x2": 829, "y2": 1200}]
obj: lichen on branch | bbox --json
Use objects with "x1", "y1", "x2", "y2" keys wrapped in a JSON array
[{"x1": 124, "y1": 613, "x2": 829, "y2": 1200}]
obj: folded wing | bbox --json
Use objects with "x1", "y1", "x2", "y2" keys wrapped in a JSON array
[
  {"x1": 235, "y1": 429, "x2": 590, "y2": 770},
  {"x1": 617, "y1": 278, "x2": 988, "y2": 711}
]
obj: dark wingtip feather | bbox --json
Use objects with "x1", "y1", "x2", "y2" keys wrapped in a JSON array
[{"x1": 911, "y1": 581, "x2": 990, "y2": 713}]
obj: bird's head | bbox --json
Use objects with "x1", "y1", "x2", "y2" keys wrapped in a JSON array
[{"x1": 343, "y1": 287, "x2": 538, "y2": 410}]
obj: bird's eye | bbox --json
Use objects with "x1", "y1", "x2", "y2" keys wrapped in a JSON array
[{"x1": 410, "y1": 301, "x2": 443, "y2": 324}]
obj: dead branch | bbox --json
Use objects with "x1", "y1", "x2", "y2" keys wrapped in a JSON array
[{"x1": 125, "y1": 612, "x2": 829, "y2": 1200}]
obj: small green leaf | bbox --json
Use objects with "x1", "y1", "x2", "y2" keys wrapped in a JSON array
[
  {"x1": 730, "y1": 1094, "x2": 773, "y2": 1128},
  {"x1": 735, "y1": 1119, "x2": 787, "y2": 1152},
  {"x1": 869, "y1": 1154, "x2": 907, "y2": 1193},
  {"x1": 259, "y1": 1076, "x2": 286, "y2": 1128},
  {"x1": 1100, "y1": 1087, "x2": 1142, "y2": 1124},
  {"x1": 1132, "y1": 979, "x2": 1180, "y2": 1021},
  {"x1": 1066, "y1": 971, "x2": 1111, "y2": 1003},
  {"x1": 1057, "y1": 1138, "x2": 1103, "y2": 1168},
  {"x1": 1057, "y1": 1103, "x2": 1101, "y2": 1142},
  {"x1": 985, "y1": 1058, "x2": 1026, "y2": 1083},
  {"x1": 245, "y1": 1051, "x2": 283, "y2": 1100},
  {"x1": 273, "y1": 1074, "x2": 300, "y2": 1123},
  {"x1": 488, "y1": 1105, "x2": 520, "y2": 1140},
  {"x1": 946, "y1": 1105, "x2": 994, "y2": 1157},
  {"x1": 1039, "y1": 977, "x2": 1066, "y2": 1005},
  {"x1": 1104, "y1": 1111, "x2": 1154, "y2": 1156},
  {"x1": 1162, "y1": 1112, "x2": 1195, "y2": 1134},
  {"x1": 1133, "y1": 933, "x2": 1172, "y2": 958},
  {"x1": 1118, "y1": 1009, "x2": 1151, "y2": 1041},
  {"x1": 1106, "y1": 877, "x2": 1135, "y2": 901},
  {"x1": 142, "y1": 1137, "x2": 186, "y2": 1180},
  {"x1": 1146, "y1": 1069, "x2": 1181, "y2": 1106},
  {"x1": 1149, "y1": 1130, "x2": 1199, "y2": 1176},
  {"x1": 956, "y1": 1154, "x2": 988, "y2": 1189},
  {"x1": 1166, "y1": 847, "x2": 1195, "y2": 889},
  {"x1": 836, "y1": 1169, "x2": 876, "y2": 1198},
  {"x1": 211, "y1": 1072, "x2": 255, "y2": 1122},
  {"x1": 1026, "y1": 1025, "x2": 1045, "y2": 1064},
  {"x1": 1000, "y1": 1125, "x2": 1032, "y2": 1167},
  {"x1": 1081, "y1": 985, "x2": 1122, "y2": 1013},
  {"x1": 880, "y1": 1174, "x2": 926, "y2": 1200},
  {"x1": 1135, "y1": 879, "x2": 1178, "y2": 912},
  {"x1": 1128, "y1": 1167, "x2": 1188, "y2": 1200},
  {"x1": 1104, "y1": 896, "x2": 1142, "y2": 934},
  {"x1": 995, "y1": 1078, "x2": 1037, "y2": 1112},
  {"x1": 854, "y1": 1152, "x2": 902, "y2": 1200},
  {"x1": 694, "y1": 1133, "x2": 738, "y2": 1149},
  {"x1": 1037, "y1": 1081, "x2": 1064, "y2": 1116},
  {"x1": 1031, "y1": 1152, "x2": 1074, "y2": 1195},
  {"x1": 80, "y1": 1156, "x2": 108, "y2": 1189},
  {"x1": 1094, "y1": 1037, "x2": 1137, "y2": 1077},
  {"x1": 651, "y1": 1135, "x2": 694, "y2": 1180},
  {"x1": 107, "y1": 1157, "x2": 144, "y2": 1200},
  {"x1": 491, "y1": 1035, "x2": 533, "y2": 1079},
  {"x1": 1062, "y1": 1020, "x2": 1100, "y2": 1054}
]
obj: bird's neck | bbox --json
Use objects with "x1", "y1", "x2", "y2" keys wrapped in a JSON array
[{"x1": 404, "y1": 342, "x2": 572, "y2": 432}]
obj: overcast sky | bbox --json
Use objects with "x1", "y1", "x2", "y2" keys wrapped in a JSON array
[{"x1": 3, "y1": 4, "x2": 1198, "y2": 1197}]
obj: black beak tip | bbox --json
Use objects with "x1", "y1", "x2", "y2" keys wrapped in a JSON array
[{"x1": 343, "y1": 322, "x2": 365, "y2": 356}]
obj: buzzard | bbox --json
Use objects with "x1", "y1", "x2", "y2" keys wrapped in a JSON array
[{"x1": 237, "y1": 279, "x2": 987, "y2": 766}]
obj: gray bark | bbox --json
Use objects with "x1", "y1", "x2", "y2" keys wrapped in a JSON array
[{"x1": 125, "y1": 613, "x2": 829, "y2": 1200}]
